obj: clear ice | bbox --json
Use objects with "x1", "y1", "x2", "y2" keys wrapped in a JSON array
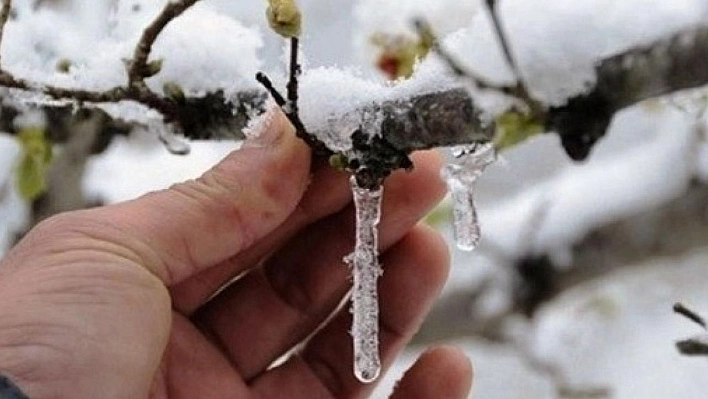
[
  {"x1": 441, "y1": 143, "x2": 496, "y2": 251},
  {"x1": 345, "y1": 176, "x2": 383, "y2": 383}
]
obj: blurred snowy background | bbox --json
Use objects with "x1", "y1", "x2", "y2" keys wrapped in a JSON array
[{"x1": 1, "y1": 0, "x2": 708, "y2": 397}]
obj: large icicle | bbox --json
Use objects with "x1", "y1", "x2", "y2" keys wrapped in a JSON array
[
  {"x1": 441, "y1": 143, "x2": 496, "y2": 251},
  {"x1": 345, "y1": 176, "x2": 384, "y2": 383}
]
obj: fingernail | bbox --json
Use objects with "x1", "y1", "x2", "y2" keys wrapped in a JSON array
[{"x1": 244, "y1": 107, "x2": 292, "y2": 147}]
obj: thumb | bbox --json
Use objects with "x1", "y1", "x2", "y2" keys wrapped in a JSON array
[{"x1": 50, "y1": 110, "x2": 311, "y2": 285}]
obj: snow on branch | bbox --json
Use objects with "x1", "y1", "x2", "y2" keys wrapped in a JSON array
[
  {"x1": 2, "y1": 3, "x2": 708, "y2": 175},
  {"x1": 547, "y1": 25, "x2": 708, "y2": 160},
  {"x1": 428, "y1": 5, "x2": 708, "y2": 161},
  {"x1": 0, "y1": 4, "x2": 705, "y2": 172},
  {"x1": 0, "y1": 0, "x2": 221, "y2": 136}
]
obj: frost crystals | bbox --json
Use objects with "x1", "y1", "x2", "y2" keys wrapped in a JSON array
[
  {"x1": 345, "y1": 176, "x2": 383, "y2": 383},
  {"x1": 441, "y1": 143, "x2": 496, "y2": 251}
]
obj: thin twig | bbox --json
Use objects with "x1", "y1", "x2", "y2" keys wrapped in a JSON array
[
  {"x1": 128, "y1": 0, "x2": 203, "y2": 89},
  {"x1": 674, "y1": 302, "x2": 707, "y2": 330},
  {"x1": 256, "y1": 70, "x2": 327, "y2": 153},
  {"x1": 482, "y1": 0, "x2": 543, "y2": 115},
  {"x1": 413, "y1": 18, "x2": 501, "y2": 91},
  {"x1": 414, "y1": 16, "x2": 543, "y2": 123},
  {"x1": 286, "y1": 37, "x2": 300, "y2": 113},
  {"x1": 0, "y1": 0, "x2": 12, "y2": 69},
  {"x1": 0, "y1": 0, "x2": 205, "y2": 126},
  {"x1": 256, "y1": 72, "x2": 286, "y2": 107},
  {"x1": 485, "y1": 0, "x2": 518, "y2": 76},
  {"x1": 0, "y1": 72, "x2": 179, "y2": 120},
  {"x1": 255, "y1": 72, "x2": 308, "y2": 137},
  {"x1": 256, "y1": 37, "x2": 330, "y2": 155}
]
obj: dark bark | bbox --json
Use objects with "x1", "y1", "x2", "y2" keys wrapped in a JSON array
[
  {"x1": 676, "y1": 337, "x2": 708, "y2": 356},
  {"x1": 547, "y1": 26, "x2": 708, "y2": 160}
]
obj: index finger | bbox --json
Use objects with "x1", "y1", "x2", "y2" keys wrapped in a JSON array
[{"x1": 40, "y1": 111, "x2": 312, "y2": 286}]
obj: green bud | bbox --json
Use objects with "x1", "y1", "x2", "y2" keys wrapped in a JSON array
[
  {"x1": 56, "y1": 58, "x2": 72, "y2": 74},
  {"x1": 143, "y1": 59, "x2": 163, "y2": 78},
  {"x1": 163, "y1": 81, "x2": 186, "y2": 103},
  {"x1": 266, "y1": 0, "x2": 302, "y2": 38},
  {"x1": 494, "y1": 110, "x2": 543, "y2": 150},
  {"x1": 328, "y1": 153, "x2": 349, "y2": 171},
  {"x1": 15, "y1": 127, "x2": 53, "y2": 201}
]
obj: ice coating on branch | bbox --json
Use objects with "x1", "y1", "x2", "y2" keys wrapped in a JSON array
[
  {"x1": 442, "y1": 143, "x2": 496, "y2": 251},
  {"x1": 344, "y1": 176, "x2": 383, "y2": 383}
]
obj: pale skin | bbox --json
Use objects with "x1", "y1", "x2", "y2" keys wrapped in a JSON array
[{"x1": 0, "y1": 111, "x2": 473, "y2": 399}]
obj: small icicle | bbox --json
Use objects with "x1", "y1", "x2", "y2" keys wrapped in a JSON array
[
  {"x1": 345, "y1": 176, "x2": 383, "y2": 383},
  {"x1": 441, "y1": 143, "x2": 496, "y2": 251},
  {"x1": 158, "y1": 126, "x2": 191, "y2": 155}
]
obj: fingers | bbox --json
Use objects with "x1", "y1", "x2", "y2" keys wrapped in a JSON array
[
  {"x1": 34, "y1": 111, "x2": 311, "y2": 286},
  {"x1": 153, "y1": 315, "x2": 250, "y2": 399},
  {"x1": 170, "y1": 157, "x2": 352, "y2": 313},
  {"x1": 171, "y1": 150, "x2": 441, "y2": 313},
  {"x1": 390, "y1": 347, "x2": 473, "y2": 399},
  {"x1": 249, "y1": 225, "x2": 451, "y2": 399},
  {"x1": 190, "y1": 152, "x2": 445, "y2": 380}
]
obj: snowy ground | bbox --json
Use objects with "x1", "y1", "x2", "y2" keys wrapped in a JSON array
[{"x1": 1, "y1": 0, "x2": 708, "y2": 397}]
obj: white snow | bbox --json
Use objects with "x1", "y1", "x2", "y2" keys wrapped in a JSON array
[
  {"x1": 297, "y1": 66, "x2": 383, "y2": 151},
  {"x1": 498, "y1": 0, "x2": 708, "y2": 105},
  {"x1": 83, "y1": 129, "x2": 235, "y2": 204},
  {"x1": 478, "y1": 105, "x2": 699, "y2": 261},
  {"x1": 146, "y1": 4, "x2": 264, "y2": 96},
  {"x1": 297, "y1": 65, "x2": 461, "y2": 152},
  {"x1": 1, "y1": 0, "x2": 264, "y2": 124}
]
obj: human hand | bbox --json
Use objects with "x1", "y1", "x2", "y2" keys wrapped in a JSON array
[{"x1": 0, "y1": 111, "x2": 473, "y2": 399}]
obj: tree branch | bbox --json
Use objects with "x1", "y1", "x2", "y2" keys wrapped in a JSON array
[
  {"x1": 0, "y1": 0, "x2": 208, "y2": 134},
  {"x1": 413, "y1": 18, "x2": 499, "y2": 91},
  {"x1": 424, "y1": 11, "x2": 708, "y2": 161},
  {"x1": 128, "y1": 0, "x2": 203, "y2": 89},
  {"x1": 548, "y1": 25, "x2": 708, "y2": 159},
  {"x1": 0, "y1": 11, "x2": 707, "y2": 179},
  {"x1": 418, "y1": 181, "x2": 708, "y2": 342},
  {"x1": 676, "y1": 336, "x2": 708, "y2": 356}
]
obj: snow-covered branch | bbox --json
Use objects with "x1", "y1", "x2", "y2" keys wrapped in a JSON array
[
  {"x1": 0, "y1": 6, "x2": 707, "y2": 172},
  {"x1": 430, "y1": 9, "x2": 708, "y2": 161},
  {"x1": 0, "y1": 0, "x2": 216, "y2": 133},
  {"x1": 127, "y1": 0, "x2": 203, "y2": 90},
  {"x1": 547, "y1": 25, "x2": 708, "y2": 160}
]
